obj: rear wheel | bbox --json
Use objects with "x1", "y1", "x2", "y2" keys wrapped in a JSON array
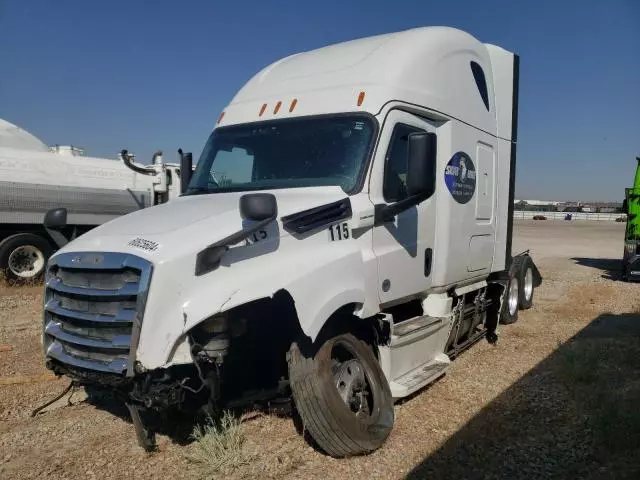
[
  {"x1": 512, "y1": 255, "x2": 534, "y2": 310},
  {"x1": 499, "y1": 274, "x2": 519, "y2": 325},
  {"x1": 0, "y1": 233, "x2": 53, "y2": 284},
  {"x1": 288, "y1": 333, "x2": 394, "y2": 457}
]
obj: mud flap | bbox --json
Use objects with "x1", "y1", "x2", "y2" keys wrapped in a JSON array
[
  {"x1": 510, "y1": 251, "x2": 543, "y2": 287},
  {"x1": 529, "y1": 258, "x2": 543, "y2": 288}
]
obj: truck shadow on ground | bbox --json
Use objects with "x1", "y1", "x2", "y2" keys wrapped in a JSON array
[
  {"x1": 405, "y1": 312, "x2": 640, "y2": 480},
  {"x1": 571, "y1": 257, "x2": 623, "y2": 280}
]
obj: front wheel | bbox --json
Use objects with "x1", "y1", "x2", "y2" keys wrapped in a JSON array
[
  {"x1": 288, "y1": 333, "x2": 394, "y2": 457},
  {"x1": 0, "y1": 233, "x2": 53, "y2": 284}
]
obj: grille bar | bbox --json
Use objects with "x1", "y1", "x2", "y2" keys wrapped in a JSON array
[
  {"x1": 45, "y1": 321, "x2": 131, "y2": 349},
  {"x1": 46, "y1": 342, "x2": 128, "y2": 374},
  {"x1": 46, "y1": 277, "x2": 140, "y2": 297},
  {"x1": 45, "y1": 299, "x2": 135, "y2": 323},
  {"x1": 43, "y1": 252, "x2": 152, "y2": 377}
]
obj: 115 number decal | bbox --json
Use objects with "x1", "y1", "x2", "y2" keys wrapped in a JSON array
[{"x1": 329, "y1": 222, "x2": 350, "y2": 241}]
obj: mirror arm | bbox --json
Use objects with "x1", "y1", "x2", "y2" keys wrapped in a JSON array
[
  {"x1": 207, "y1": 215, "x2": 276, "y2": 251},
  {"x1": 45, "y1": 228, "x2": 70, "y2": 249},
  {"x1": 374, "y1": 193, "x2": 428, "y2": 224}
]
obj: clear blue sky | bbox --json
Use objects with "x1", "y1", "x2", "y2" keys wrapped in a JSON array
[{"x1": 1, "y1": 0, "x2": 638, "y2": 201}]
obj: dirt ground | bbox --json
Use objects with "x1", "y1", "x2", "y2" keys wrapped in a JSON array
[{"x1": 1, "y1": 220, "x2": 639, "y2": 479}]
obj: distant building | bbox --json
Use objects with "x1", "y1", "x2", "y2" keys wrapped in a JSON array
[
  {"x1": 514, "y1": 199, "x2": 623, "y2": 213},
  {"x1": 514, "y1": 199, "x2": 561, "y2": 212},
  {"x1": 514, "y1": 199, "x2": 561, "y2": 206}
]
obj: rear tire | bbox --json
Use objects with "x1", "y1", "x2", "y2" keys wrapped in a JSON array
[
  {"x1": 288, "y1": 333, "x2": 394, "y2": 458},
  {"x1": 514, "y1": 255, "x2": 535, "y2": 310},
  {"x1": 499, "y1": 274, "x2": 519, "y2": 325},
  {"x1": 0, "y1": 233, "x2": 53, "y2": 285}
]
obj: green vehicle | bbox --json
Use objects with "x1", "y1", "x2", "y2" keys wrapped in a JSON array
[{"x1": 622, "y1": 157, "x2": 640, "y2": 280}]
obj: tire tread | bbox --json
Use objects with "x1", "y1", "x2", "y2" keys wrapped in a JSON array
[{"x1": 288, "y1": 335, "x2": 393, "y2": 457}]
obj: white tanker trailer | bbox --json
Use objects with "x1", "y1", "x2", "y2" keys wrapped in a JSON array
[{"x1": 0, "y1": 119, "x2": 188, "y2": 283}]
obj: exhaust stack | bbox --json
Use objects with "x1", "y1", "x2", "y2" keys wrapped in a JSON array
[{"x1": 178, "y1": 149, "x2": 193, "y2": 194}]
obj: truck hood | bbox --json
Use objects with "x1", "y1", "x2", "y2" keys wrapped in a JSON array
[{"x1": 54, "y1": 186, "x2": 351, "y2": 260}]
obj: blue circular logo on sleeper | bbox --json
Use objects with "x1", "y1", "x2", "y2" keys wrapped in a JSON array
[{"x1": 444, "y1": 151, "x2": 476, "y2": 204}]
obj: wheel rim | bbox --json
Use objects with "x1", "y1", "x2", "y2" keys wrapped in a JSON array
[
  {"x1": 508, "y1": 278, "x2": 519, "y2": 316},
  {"x1": 7, "y1": 245, "x2": 45, "y2": 278},
  {"x1": 524, "y1": 267, "x2": 533, "y2": 302},
  {"x1": 331, "y1": 343, "x2": 373, "y2": 418}
]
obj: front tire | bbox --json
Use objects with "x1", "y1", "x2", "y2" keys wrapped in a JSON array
[
  {"x1": 0, "y1": 233, "x2": 53, "y2": 284},
  {"x1": 288, "y1": 333, "x2": 394, "y2": 458}
]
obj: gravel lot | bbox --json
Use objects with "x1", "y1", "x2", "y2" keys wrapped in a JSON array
[{"x1": 1, "y1": 220, "x2": 639, "y2": 479}]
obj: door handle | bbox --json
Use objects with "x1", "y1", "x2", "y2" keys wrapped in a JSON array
[{"x1": 424, "y1": 248, "x2": 433, "y2": 277}]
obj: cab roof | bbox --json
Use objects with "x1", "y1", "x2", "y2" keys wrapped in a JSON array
[{"x1": 219, "y1": 26, "x2": 507, "y2": 136}]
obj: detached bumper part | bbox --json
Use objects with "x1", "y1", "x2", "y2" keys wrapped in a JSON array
[{"x1": 125, "y1": 402, "x2": 157, "y2": 452}]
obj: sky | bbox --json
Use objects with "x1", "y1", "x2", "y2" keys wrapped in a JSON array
[{"x1": 1, "y1": 0, "x2": 638, "y2": 202}]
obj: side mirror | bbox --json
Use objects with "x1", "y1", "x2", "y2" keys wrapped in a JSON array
[
  {"x1": 374, "y1": 132, "x2": 437, "y2": 224},
  {"x1": 44, "y1": 208, "x2": 68, "y2": 229},
  {"x1": 196, "y1": 193, "x2": 278, "y2": 276},
  {"x1": 240, "y1": 193, "x2": 278, "y2": 221},
  {"x1": 406, "y1": 132, "x2": 437, "y2": 198},
  {"x1": 44, "y1": 208, "x2": 74, "y2": 248}
]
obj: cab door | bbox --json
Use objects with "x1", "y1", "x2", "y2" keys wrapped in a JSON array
[{"x1": 369, "y1": 110, "x2": 438, "y2": 305}]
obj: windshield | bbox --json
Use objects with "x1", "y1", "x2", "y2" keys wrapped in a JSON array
[{"x1": 185, "y1": 115, "x2": 376, "y2": 195}]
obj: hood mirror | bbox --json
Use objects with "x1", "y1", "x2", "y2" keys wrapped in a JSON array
[
  {"x1": 44, "y1": 208, "x2": 68, "y2": 229},
  {"x1": 240, "y1": 193, "x2": 278, "y2": 221}
]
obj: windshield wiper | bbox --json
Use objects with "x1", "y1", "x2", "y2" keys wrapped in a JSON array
[{"x1": 185, "y1": 187, "x2": 215, "y2": 196}]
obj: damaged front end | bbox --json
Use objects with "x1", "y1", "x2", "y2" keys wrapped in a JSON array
[
  {"x1": 41, "y1": 251, "x2": 214, "y2": 450},
  {"x1": 42, "y1": 251, "x2": 294, "y2": 450}
]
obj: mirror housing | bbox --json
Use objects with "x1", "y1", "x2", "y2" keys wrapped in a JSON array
[
  {"x1": 375, "y1": 132, "x2": 437, "y2": 223},
  {"x1": 240, "y1": 193, "x2": 278, "y2": 221},
  {"x1": 44, "y1": 208, "x2": 68, "y2": 229},
  {"x1": 406, "y1": 132, "x2": 437, "y2": 198},
  {"x1": 43, "y1": 208, "x2": 74, "y2": 248}
]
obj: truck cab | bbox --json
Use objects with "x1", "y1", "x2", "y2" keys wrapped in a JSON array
[{"x1": 42, "y1": 26, "x2": 540, "y2": 456}]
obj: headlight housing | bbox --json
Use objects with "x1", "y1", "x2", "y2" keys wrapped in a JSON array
[{"x1": 199, "y1": 315, "x2": 228, "y2": 334}]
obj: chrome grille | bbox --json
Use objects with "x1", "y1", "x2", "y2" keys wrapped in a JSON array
[{"x1": 43, "y1": 252, "x2": 152, "y2": 376}]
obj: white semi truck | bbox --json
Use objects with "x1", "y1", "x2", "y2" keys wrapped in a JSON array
[
  {"x1": 41, "y1": 26, "x2": 541, "y2": 456},
  {"x1": 0, "y1": 119, "x2": 185, "y2": 283}
]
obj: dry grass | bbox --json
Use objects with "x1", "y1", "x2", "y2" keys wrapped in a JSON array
[
  {"x1": 184, "y1": 410, "x2": 252, "y2": 476},
  {"x1": 559, "y1": 332, "x2": 640, "y2": 457},
  {"x1": 552, "y1": 284, "x2": 617, "y2": 320},
  {"x1": 560, "y1": 343, "x2": 600, "y2": 384},
  {"x1": 0, "y1": 270, "x2": 43, "y2": 295}
]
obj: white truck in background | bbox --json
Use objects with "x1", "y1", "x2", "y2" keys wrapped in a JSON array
[
  {"x1": 0, "y1": 118, "x2": 188, "y2": 283},
  {"x1": 41, "y1": 26, "x2": 542, "y2": 456}
]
